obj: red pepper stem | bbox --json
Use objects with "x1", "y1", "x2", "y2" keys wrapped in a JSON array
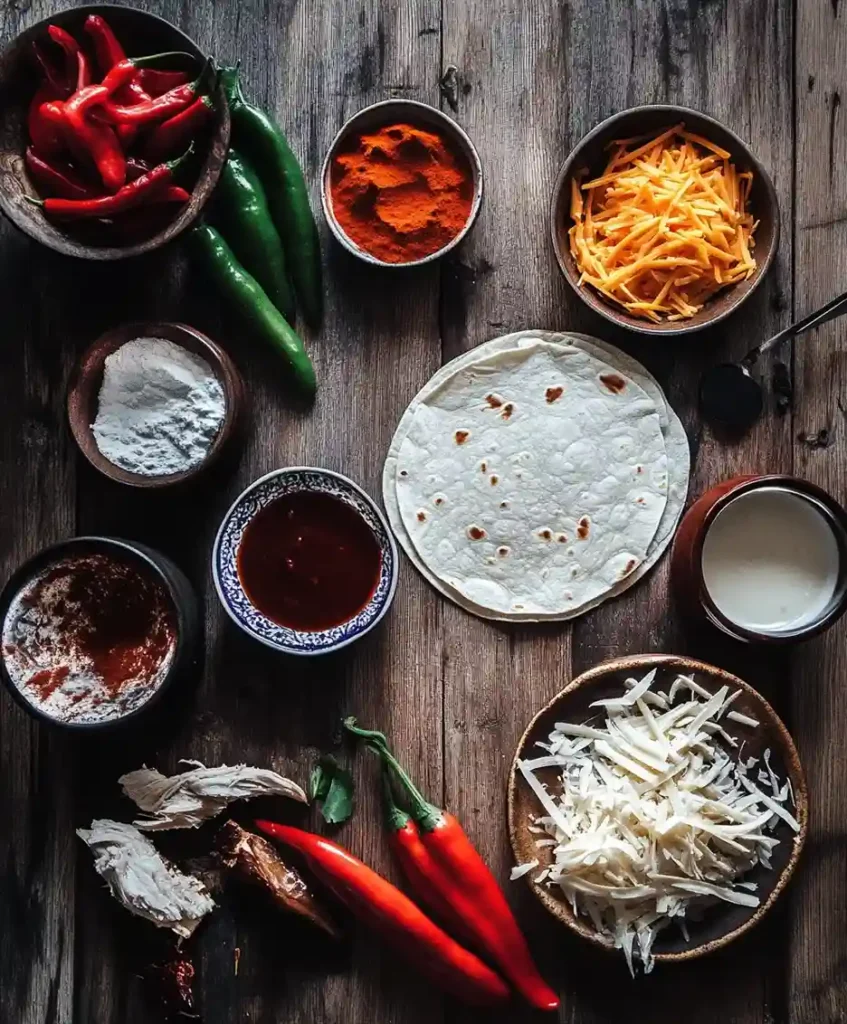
[
  {"x1": 381, "y1": 766, "x2": 411, "y2": 833},
  {"x1": 343, "y1": 719, "x2": 443, "y2": 831}
]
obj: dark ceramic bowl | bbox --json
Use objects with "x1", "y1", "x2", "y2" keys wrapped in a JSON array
[
  {"x1": 67, "y1": 321, "x2": 245, "y2": 487},
  {"x1": 321, "y1": 99, "x2": 483, "y2": 267},
  {"x1": 671, "y1": 475, "x2": 847, "y2": 643},
  {"x1": 551, "y1": 105, "x2": 780, "y2": 336},
  {"x1": 0, "y1": 5, "x2": 230, "y2": 259},
  {"x1": 0, "y1": 536, "x2": 200, "y2": 731},
  {"x1": 508, "y1": 654, "x2": 808, "y2": 964}
]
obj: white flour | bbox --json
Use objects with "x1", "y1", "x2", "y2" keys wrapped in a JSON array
[{"x1": 92, "y1": 337, "x2": 226, "y2": 476}]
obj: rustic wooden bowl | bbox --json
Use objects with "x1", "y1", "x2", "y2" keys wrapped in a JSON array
[
  {"x1": 508, "y1": 653, "x2": 807, "y2": 964},
  {"x1": 67, "y1": 321, "x2": 245, "y2": 488},
  {"x1": 0, "y1": 5, "x2": 230, "y2": 259},
  {"x1": 551, "y1": 106, "x2": 780, "y2": 336}
]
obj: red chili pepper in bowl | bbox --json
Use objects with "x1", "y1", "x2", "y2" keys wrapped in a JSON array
[
  {"x1": 25, "y1": 147, "x2": 97, "y2": 200},
  {"x1": 46, "y1": 25, "x2": 91, "y2": 89},
  {"x1": 31, "y1": 41, "x2": 70, "y2": 96},
  {"x1": 344, "y1": 719, "x2": 560, "y2": 1013},
  {"x1": 137, "y1": 67, "x2": 190, "y2": 96},
  {"x1": 93, "y1": 60, "x2": 212, "y2": 127},
  {"x1": 28, "y1": 83, "x2": 64, "y2": 157},
  {"x1": 31, "y1": 147, "x2": 193, "y2": 219},
  {"x1": 83, "y1": 14, "x2": 151, "y2": 104},
  {"x1": 41, "y1": 97, "x2": 125, "y2": 192},
  {"x1": 143, "y1": 95, "x2": 214, "y2": 163},
  {"x1": 254, "y1": 822, "x2": 510, "y2": 1007}
]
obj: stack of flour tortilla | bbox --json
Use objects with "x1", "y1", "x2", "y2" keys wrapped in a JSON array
[{"x1": 383, "y1": 331, "x2": 690, "y2": 622}]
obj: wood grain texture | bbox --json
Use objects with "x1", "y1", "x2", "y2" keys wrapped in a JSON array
[
  {"x1": 791, "y1": 3, "x2": 847, "y2": 1023},
  {"x1": 0, "y1": 1, "x2": 839, "y2": 1023}
]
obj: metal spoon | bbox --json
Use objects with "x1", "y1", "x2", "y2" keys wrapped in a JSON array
[{"x1": 699, "y1": 288, "x2": 847, "y2": 432}]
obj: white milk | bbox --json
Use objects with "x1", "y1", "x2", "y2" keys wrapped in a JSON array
[{"x1": 701, "y1": 487, "x2": 840, "y2": 633}]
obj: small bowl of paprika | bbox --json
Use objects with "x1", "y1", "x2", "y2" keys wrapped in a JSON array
[
  {"x1": 321, "y1": 99, "x2": 483, "y2": 267},
  {"x1": 0, "y1": 5, "x2": 230, "y2": 260}
]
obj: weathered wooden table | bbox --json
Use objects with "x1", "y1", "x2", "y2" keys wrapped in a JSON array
[{"x1": 1, "y1": 1, "x2": 844, "y2": 1022}]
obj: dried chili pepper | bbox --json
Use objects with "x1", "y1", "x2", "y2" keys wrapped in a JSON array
[
  {"x1": 138, "y1": 67, "x2": 190, "y2": 96},
  {"x1": 344, "y1": 719, "x2": 560, "y2": 1013},
  {"x1": 32, "y1": 148, "x2": 191, "y2": 219},
  {"x1": 25, "y1": 147, "x2": 96, "y2": 200},
  {"x1": 254, "y1": 821, "x2": 510, "y2": 1007},
  {"x1": 143, "y1": 94, "x2": 214, "y2": 163}
]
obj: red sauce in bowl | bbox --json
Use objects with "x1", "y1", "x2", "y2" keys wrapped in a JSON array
[{"x1": 236, "y1": 491, "x2": 382, "y2": 632}]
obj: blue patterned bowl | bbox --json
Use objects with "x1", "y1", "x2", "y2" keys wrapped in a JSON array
[{"x1": 213, "y1": 468, "x2": 398, "y2": 656}]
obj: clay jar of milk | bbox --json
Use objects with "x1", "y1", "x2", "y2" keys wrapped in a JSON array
[{"x1": 671, "y1": 475, "x2": 847, "y2": 643}]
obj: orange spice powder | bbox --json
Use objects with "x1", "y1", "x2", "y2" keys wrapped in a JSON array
[{"x1": 330, "y1": 122, "x2": 474, "y2": 263}]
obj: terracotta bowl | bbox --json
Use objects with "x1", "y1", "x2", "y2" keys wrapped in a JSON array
[
  {"x1": 550, "y1": 105, "x2": 780, "y2": 336},
  {"x1": 0, "y1": 5, "x2": 230, "y2": 259},
  {"x1": 67, "y1": 321, "x2": 244, "y2": 487},
  {"x1": 508, "y1": 654, "x2": 807, "y2": 964}
]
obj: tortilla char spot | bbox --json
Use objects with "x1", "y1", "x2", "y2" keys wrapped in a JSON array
[
  {"x1": 577, "y1": 515, "x2": 590, "y2": 540},
  {"x1": 557, "y1": 533, "x2": 568, "y2": 543},
  {"x1": 570, "y1": 566, "x2": 579, "y2": 578},
  {"x1": 490, "y1": 475, "x2": 499, "y2": 486},
  {"x1": 564, "y1": 591, "x2": 573, "y2": 601},
  {"x1": 467, "y1": 525, "x2": 486, "y2": 540},
  {"x1": 545, "y1": 386, "x2": 564, "y2": 403},
  {"x1": 599, "y1": 372, "x2": 626, "y2": 394},
  {"x1": 636, "y1": 497, "x2": 646, "y2": 505},
  {"x1": 399, "y1": 469, "x2": 408, "y2": 477},
  {"x1": 500, "y1": 501, "x2": 509, "y2": 509},
  {"x1": 497, "y1": 546, "x2": 510, "y2": 558},
  {"x1": 485, "y1": 393, "x2": 503, "y2": 409},
  {"x1": 480, "y1": 461, "x2": 487, "y2": 473},
  {"x1": 455, "y1": 430, "x2": 470, "y2": 445},
  {"x1": 501, "y1": 403, "x2": 514, "y2": 420},
  {"x1": 636, "y1": 465, "x2": 643, "y2": 474},
  {"x1": 538, "y1": 528, "x2": 552, "y2": 541},
  {"x1": 513, "y1": 603, "x2": 524, "y2": 610},
  {"x1": 434, "y1": 496, "x2": 444, "y2": 506},
  {"x1": 620, "y1": 558, "x2": 638, "y2": 578},
  {"x1": 417, "y1": 510, "x2": 427, "y2": 522}
]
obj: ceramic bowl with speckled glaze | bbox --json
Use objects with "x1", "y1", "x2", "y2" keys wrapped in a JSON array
[{"x1": 213, "y1": 468, "x2": 398, "y2": 656}]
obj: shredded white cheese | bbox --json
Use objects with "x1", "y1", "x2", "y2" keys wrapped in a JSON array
[{"x1": 516, "y1": 671, "x2": 799, "y2": 976}]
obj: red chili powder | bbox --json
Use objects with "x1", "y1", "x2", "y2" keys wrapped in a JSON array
[
  {"x1": 9, "y1": 552, "x2": 176, "y2": 704},
  {"x1": 330, "y1": 122, "x2": 474, "y2": 263}
]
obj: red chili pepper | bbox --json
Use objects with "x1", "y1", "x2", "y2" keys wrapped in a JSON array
[
  {"x1": 137, "y1": 67, "x2": 190, "y2": 96},
  {"x1": 143, "y1": 95, "x2": 214, "y2": 163},
  {"x1": 31, "y1": 41, "x2": 69, "y2": 96},
  {"x1": 83, "y1": 14, "x2": 150, "y2": 104},
  {"x1": 93, "y1": 60, "x2": 210, "y2": 127},
  {"x1": 28, "y1": 83, "x2": 64, "y2": 157},
  {"x1": 254, "y1": 822, "x2": 510, "y2": 1008},
  {"x1": 345, "y1": 720, "x2": 560, "y2": 1013},
  {"x1": 33, "y1": 148, "x2": 191, "y2": 219},
  {"x1": 25, "y1": 147, "x2": 97, "y2": 200},
  {"x1": 46, "y1": 25, "x2": 90, "y2": 90},
  {"x1": 44, "y1": 93, "x2": 125, "y2": 191}
]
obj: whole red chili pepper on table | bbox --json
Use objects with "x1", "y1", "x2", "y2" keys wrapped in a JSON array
[
  {"x1": 32, "y1": 147, "x2": 192, "y2": 219},
  {"x1": 254, "y1": 821, "x2": 510, "y2": 1008},
  {"x1": 344, "y1": 719, "x2": 561, "y2": 1013}
]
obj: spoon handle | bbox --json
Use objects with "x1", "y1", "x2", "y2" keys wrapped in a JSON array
[{"x1": 751, "y1": 288, "x2": 847, "y2": 361}]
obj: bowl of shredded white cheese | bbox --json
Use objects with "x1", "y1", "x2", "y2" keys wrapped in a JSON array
[{"x1": 508, "y1": 654, "x2": 807, "y2": 975}]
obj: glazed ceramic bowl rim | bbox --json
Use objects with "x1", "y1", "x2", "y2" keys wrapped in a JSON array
[
  {"x1": 0, "y1": 536, "x2": 190, "y2": 732},
  {"x1": 320, "y1": 98, "x2": 484, "y2": 268},
  {"x1": 507, "y1": 653, "x2": 809, "y2": 962},
  {"x1": 549, "y1": 104, "x2": 780, "y2": 336},
  {"x1": 212, "y1": 467, "x2": 399, "y2": 656},
  {"x1": 694, "y1": 475, "x2": 847, "y2": 643}
]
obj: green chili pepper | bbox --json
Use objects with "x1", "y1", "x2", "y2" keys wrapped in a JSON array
[
  {"x1": 220, "y1": 66, "x2": 323, "y2": 329},
  {"x1": 190, "y1": 223, "x2": 316, "y2": 396},
  {"x1": 214, "y1": 149, "x2": 296, "y2": 323}
]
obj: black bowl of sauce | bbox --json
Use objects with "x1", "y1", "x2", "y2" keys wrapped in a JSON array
[{"x1": 213, "y1": 468, "x2": 398, "y2": 656}]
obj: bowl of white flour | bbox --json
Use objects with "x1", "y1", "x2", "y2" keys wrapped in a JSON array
[{"x1": 68, "y1": 323, "x2": 244, "y2": 487}]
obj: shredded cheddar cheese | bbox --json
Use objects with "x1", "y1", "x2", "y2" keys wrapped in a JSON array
[{"x1": 568, "y1": 125, "x2": 758, "y2": 322}]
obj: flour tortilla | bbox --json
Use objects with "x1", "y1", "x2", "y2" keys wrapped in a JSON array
[
  {"x1": 383, "y1": 330, "x2": 690, "y2": 622},
  {"x1": 393, "y1": 340, "x2": 669, "y2": 617}
]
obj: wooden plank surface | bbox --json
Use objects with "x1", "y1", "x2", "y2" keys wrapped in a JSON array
[{"x1": 0, "y1": 1, "x2": 839, "y2": 1023}]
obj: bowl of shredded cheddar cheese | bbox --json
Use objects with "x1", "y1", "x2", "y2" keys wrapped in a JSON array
[{"x1": 551, "y1": 106, "x2": 779, "y2": 335}]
